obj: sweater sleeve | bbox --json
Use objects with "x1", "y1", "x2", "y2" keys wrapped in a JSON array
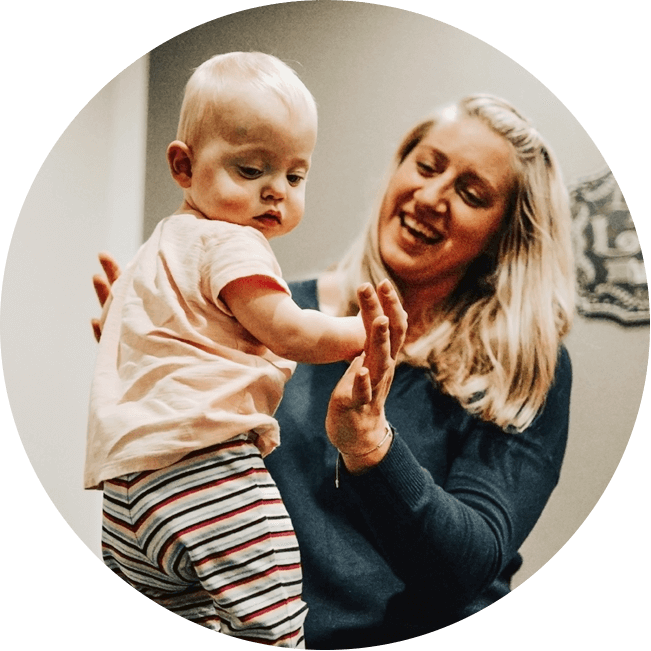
[{"x1": 336, "y1": 347, "x2": 572, "y2": 611}]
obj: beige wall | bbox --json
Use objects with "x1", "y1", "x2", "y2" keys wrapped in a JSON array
[
  {"x1": 144, "y1": 3, "x2": 609, "y2": 268},
  {"x1": 142, "y1": 2, "x2": 649, "y2": 587},
  {"x1": 1, "y1": 1, "x2": 648, "y2": 648}
]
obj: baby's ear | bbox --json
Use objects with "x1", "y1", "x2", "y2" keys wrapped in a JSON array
[{"x1": 167, "y1": 141, "x2": 193, "y2": 188}]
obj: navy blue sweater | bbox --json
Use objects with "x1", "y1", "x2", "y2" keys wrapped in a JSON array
[{"x1": 265, "y1": 279, "x2": 572, "y2": 648}]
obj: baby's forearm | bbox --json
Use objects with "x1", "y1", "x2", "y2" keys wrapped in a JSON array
[
  {"x1": 269, "y1": 309, "x2": 364, "y2": 364},
  {"x1": 220, "y1": 279, "x2": 365, "y2": 364}
]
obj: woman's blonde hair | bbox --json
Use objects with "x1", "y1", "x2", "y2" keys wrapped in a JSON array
[
  {"x1": 176, "y1": 51, "x2": 317, "y2": 149},
  {"x1": 335, "y1": 94, "x2": 575, "y2": 432}
]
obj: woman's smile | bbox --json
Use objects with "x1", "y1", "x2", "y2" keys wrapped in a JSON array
[
  {"x1": 399, "y1": 211, "x2": 444, "y2": 246},
  {"x1": 378, "y1": 115, "x2": 515, "y2": 292}
]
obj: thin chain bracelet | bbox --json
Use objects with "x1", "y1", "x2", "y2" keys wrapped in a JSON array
[
  {"x1": 335, "y1": 424, "x2": 394, "y2": 488},
  {"x1": 338, "y1": 424, "x2": 393, "y2": 458}
]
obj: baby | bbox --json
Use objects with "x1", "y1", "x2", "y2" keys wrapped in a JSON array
[{"x1": 85, "y1": 52, "x2": 366, "y2": 647}]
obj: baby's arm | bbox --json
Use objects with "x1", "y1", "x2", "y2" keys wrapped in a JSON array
[{"x1": 220, "y1": 276, "x2": 365, "y2": 364}]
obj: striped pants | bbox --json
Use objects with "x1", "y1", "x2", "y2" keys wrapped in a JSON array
[{"x1": 101, "y1": 435, "x2": 307, "y2": 647}]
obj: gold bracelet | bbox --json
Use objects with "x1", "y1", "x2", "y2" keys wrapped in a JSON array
[
  {"x1": 335, "y1": 424, "x2": 394, "y2": 489},
  {"x1": 337, "y1": 424, "x2": 393, "y2": 458}
]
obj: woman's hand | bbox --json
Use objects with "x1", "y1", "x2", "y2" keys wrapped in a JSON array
[
  {"x1": 325, "y1": 279, "x2": 407, "y2": 474},
  {"x1": 91, "y1": 252, "x2": 121, "y2": 342}
]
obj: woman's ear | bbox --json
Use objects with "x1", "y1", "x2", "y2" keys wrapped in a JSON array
[{"x1": 167, "y1": 141, "x2": 193, "y2": 188}]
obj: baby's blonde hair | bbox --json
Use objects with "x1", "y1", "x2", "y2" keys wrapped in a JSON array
[
  {"x1": 176, "y1": 51, "x2": 317, "y2": 150},
  {"x1": 335, "y1": 94, "x2": 575, "y2": 432}
]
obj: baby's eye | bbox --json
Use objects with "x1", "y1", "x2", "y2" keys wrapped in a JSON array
[
  {"x1": 238, "y1": 166, "x2": 263, "y2": 179},
  {"x1": 287, "y1": 173, "x2": 305, "y2": 187}
]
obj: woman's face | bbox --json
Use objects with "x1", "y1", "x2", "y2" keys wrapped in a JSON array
[{"x1": 378, "y1": 115, "x2": 516, "y2": 296}]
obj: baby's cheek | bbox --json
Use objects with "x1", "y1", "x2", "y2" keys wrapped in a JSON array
[{"x1": 218, "y1": 180, "x2": 253, "y2": 205}]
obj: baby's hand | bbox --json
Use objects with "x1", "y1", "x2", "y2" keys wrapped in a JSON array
[
  {"x1": 350, "y1": 312, "x2": 367, "y2": 359},
  {"x1": 338, "y1": 312, "x2": 366, "y2": 362},
  {"x1": 354, "y1": 311, "x2": 366, "y2": 340}
]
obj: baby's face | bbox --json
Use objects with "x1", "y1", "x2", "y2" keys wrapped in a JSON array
[{"x1": 186, "y1": 88, "x2": 317, "y2": 239}]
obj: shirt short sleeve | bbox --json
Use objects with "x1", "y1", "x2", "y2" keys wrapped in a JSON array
[{"x1": 200, "y1": 222, "x2": 290, "y2": 316}]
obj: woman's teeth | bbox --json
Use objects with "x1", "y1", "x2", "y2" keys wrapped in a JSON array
[{"x1": 400, "y1": 214, "x2": 442, "y2": 244}]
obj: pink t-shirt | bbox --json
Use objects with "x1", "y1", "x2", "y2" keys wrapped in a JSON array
[{"x1": 85, "y1": 214, "x2": 296, "y2": 489}]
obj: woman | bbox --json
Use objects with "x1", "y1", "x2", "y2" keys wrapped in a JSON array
[{"x1": 93, "y1": 94, "x2": 574, "y2": 648}]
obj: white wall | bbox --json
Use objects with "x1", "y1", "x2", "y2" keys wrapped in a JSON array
[{"x1": 1, "y1": 57, "x2": 148, "y2": 556}]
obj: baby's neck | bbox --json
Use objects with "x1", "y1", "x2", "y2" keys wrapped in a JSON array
[{"x1": 173, "y1": 201, "x2": 206, "y2": 219}]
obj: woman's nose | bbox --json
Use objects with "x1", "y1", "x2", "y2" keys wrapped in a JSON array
[{"x1": 414, "y1": 176, "x2": 449, "y2": 213}]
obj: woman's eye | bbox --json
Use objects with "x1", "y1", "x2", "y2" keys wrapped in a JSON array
[
  {"x1": 460, "y1": 188, "x2": 486, "y2": 208},
  {"x1": 416, "y1": 161, "x2": 436, "y2": 176}
]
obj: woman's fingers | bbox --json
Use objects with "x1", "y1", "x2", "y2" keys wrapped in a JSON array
[
  {"x1": 377, "y1": 278, "x2": 407, "y2": 358},
  {"x1": 93, "y1": 274, "x2": 111, "y2": 308},
  {"x1": 94, "y1": 253, "x2": 121, "y2": 307},
  {"x1": 98, "y1": 252, "x2": 121, "y2": 287},
  {"x1": 325, "y1": 352, "x2": 379, "y2": 459},
  {"x1": 91, "y1": 272, "x2": 111, "y2": 341},
  {"x1": 91, "y1": 319, "x2": 102, "y2": 343},
  {"x1": 357, "y1": 283, "x2": 388, "y2": 386},
  {"x1": 328, "y1": 355, "x2": 371, "y2": 415},
  {"x1": 365, "y1": 315, "x2": 391, "y2": 387},
  {"x1": 357, "y1": 283, "x2": 383, "y2": 346},
  {"x1": 357, "y1": 280, "x2": 406, "y2": 361},
  {"x1": 92, "y1": 252, "x2": 121, "y2": 342},
  {"x1": 351, "y1": 362, "x2": 372, "y2": 407},
  {"x1": 326, "y1": 281, "x2": 402, "y2": 471},
  {"x1": 356, "y1": 279, "x2": 404, "y2": 388}
]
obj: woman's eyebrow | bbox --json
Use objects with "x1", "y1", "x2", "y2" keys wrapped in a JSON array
[
  {"x1": 418, "y1": 145, "x2": 449, "y2": 169},
  {"x1": 462, "y1": 163, "x2": 512, "y2": 198},
  {"x1": 419, "y1": 144, "x2": 503, "y2": 195},
  {"x1": 462, "y1": 170, "x2": 494, "y2": 192}
]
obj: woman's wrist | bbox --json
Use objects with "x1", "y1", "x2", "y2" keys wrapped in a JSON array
[
  {"x1": 337, "y1": 423, "x2": 392, "y2": 457},
  {"x1": 336, "y1": 423, "x2": 394, "y2": 477}
]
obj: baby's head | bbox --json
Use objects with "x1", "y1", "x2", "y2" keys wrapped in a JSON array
[{"x1": 167, "y1": 52, "x2": 318, "y2": 239}]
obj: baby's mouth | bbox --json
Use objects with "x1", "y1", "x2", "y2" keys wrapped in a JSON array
[
  {"x1": 399, "y1": 213, "x2": 443, "y2": 245},
  {"x1": 254, "y1": 211, "x2": 281, "y2": 226}
]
